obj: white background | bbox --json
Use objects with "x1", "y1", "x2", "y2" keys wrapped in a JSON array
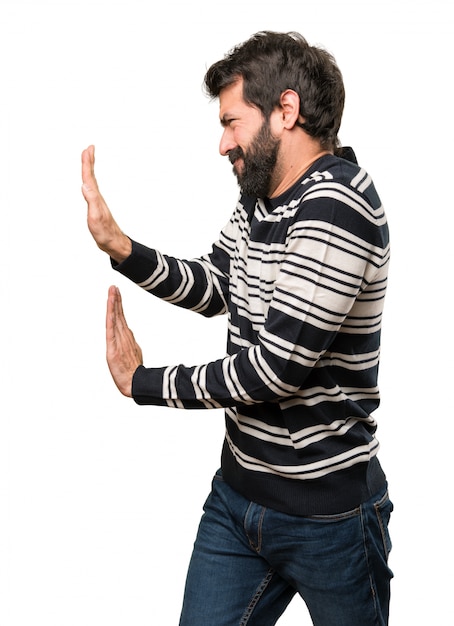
[{"x1": 1, "y1": 0, "x2": 452, "y2": 623}]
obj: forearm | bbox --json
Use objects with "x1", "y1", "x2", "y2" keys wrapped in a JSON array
[
  {"x1": 131, "y1": 331, "x2": 315, "y2": 409},
  {"x1": 128, "y1": 224, "x2": 380, "y2": 409},
  {"x1": 112, "y1": 239, "x2": 229, "y2": 317}
]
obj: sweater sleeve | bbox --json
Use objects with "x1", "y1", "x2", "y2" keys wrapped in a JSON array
[
  {"x1": 112, "y1": 218, "x2": 235, "y2": 318},
  {"x1": 131, "y1": 195, "x2": 389, "y2": 409}
]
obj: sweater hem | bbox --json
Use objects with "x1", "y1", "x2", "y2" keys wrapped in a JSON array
[{"x1": 221, "y1": 441, "x2": 387, "y2": 516}]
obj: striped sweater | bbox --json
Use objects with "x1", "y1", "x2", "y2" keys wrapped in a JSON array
[{"x1": 114, "y1": 153, "x2": 390, "y2": 515}]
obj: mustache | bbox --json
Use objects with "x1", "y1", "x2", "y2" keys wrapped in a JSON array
[{"x1": 228, "y1": 147, "x2": 244, "y2": 165}]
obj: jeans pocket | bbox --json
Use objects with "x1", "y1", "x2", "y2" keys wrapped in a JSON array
[
  {"x1": 374, "y1": 490, "x2": 393, "y2": 559},
  {"x1": 306, "y1": 506, "x2": 361, "y2": 522}
]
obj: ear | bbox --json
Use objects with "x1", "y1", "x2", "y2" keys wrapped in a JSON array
[{"x1": 279, "y1": 89, "x2": 302, "y2": 129}]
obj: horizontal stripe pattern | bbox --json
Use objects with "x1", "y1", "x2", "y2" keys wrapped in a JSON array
[
  {"x1": 225, "y1": 428, "x2": 380, "y2": 480},
  {"x1": 123, "y1": 154, "x2": 389, "y2": 512}
]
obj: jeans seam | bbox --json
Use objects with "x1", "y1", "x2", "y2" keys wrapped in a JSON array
[
  {"x1": 359, "y1": 504, "x2": 381, "y2": 625},
  {"x1": 257, "y1": 506, "x2": 266, "y2": 552},
  {"x1": 244, "y1": 504, "x2": 266, "y2": 553},
  {"x1": 239, "y1": 568, "x2": 275, "y2": 625},
  {"x1": 374, "y1": 491, "x2": 392, "y2": 560}
]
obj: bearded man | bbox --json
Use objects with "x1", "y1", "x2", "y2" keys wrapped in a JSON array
[{"x1": 82, "y1": 31, "x2": 393, "y2": 626}]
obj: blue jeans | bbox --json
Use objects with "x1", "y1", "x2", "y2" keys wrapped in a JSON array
[{"x1": 179, "y1": 470, "x2": 393, "y2": 626}]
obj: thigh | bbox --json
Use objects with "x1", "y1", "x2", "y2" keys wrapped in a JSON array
[
  {"x1": 179, "y1": 475, "x2": 295, "y2": 626},
  {"x1": 264, "y1": 488, "x2": 394, "y2": 626}
]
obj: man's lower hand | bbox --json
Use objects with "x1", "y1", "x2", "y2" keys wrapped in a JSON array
[{"x1": 106, "y1": 285, "x2": 143, "y2": 397}]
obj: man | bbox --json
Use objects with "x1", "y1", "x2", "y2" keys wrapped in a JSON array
[{"x1": 82, "y1": 31, "x2": 393, "y2": 626}]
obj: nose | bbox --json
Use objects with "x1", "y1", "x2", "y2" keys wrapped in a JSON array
[{"x1": 219, "y1": 127, "x2": 236, "y2": 157}]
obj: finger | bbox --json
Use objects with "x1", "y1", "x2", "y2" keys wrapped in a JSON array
[
  {"x1": 106, "y1": 285, "x2": 118, "y2": 344},
  {"x1": 81, "y1": 144, "x2": 99, "y2": 194},
  {"x1": 111, "y1": 287, "x2": 141, "y2": 358},
  {"x1": 107, "y1": 286, "x2": 129, "y2": 336},
  {"x1": 113, "y1": 286, "x2": 128, "y2": 330}
]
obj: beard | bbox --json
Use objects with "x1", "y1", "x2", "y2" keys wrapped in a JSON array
[{"x1": 229, "y1": 120, "x2": 281, "y2": 198}]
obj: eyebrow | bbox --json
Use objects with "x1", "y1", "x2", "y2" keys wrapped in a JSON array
[{"x1": 220, "y1": 114, "x2": 232, "y2": 128}]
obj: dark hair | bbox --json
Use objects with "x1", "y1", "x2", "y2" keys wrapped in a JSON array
[{"x1": 204, "y1": 31, "x2": 345, "y2": 152}]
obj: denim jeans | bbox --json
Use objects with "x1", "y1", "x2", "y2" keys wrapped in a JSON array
[{"x1": 179, "y1": 470, "x2": 393, "y2": 626}]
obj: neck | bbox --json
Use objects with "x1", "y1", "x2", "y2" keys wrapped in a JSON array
[{"x1": 269, "y1": 148, "x2": 331, "y2": 198}]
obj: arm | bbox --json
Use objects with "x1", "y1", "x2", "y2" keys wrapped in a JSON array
[
  {"x1": 82, "y1": 145, "x2": 231, "y2": 316},
  {"x1": 103, "y1": 225, "x2": 359, "y2": 405},
  {"x1": 81, "y1": 145, "x2": 231, "y2": 396},
  {"x1": 132, "y1": 209, "x2": 388, "y2": 408},
  {"x1": 112, "y1": 237, "x2": 232, "y2": 318}
]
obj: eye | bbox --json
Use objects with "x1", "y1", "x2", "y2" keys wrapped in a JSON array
[{"x1": 221, "y1": 116, "x2": 237, "y2": 128}]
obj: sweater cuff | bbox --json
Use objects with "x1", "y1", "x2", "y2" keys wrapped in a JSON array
[
  {"x1": 111, "y1": 239, "x2": 159, "y2": 284},
  {"x1": 132, "y1": 365, "x2": 168, "y2": 406}
]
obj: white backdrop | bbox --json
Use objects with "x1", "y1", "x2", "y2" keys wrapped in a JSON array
[{"x1": 1, "y1": 0, "x2": 452, "y2": 623}]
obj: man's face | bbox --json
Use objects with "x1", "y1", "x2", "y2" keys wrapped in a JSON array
[
  {"x1": 219, "y1": 79, "x2": 281, "y2": 198},
  {"x1": 228, "y1": 121, "x2": 280, "y2": 198}
]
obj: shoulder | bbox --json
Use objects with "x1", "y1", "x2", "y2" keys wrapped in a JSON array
[
  {"x1": 298, "y1": 154, "x2": 383, "y2": 216},
  {"x1": 287, "y1": 155, "x2": 388, "y2": 248}
]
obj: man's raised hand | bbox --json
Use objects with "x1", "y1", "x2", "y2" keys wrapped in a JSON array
[{"x1": 81, "y1": 145, "x2": 132, "y2": 263}]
